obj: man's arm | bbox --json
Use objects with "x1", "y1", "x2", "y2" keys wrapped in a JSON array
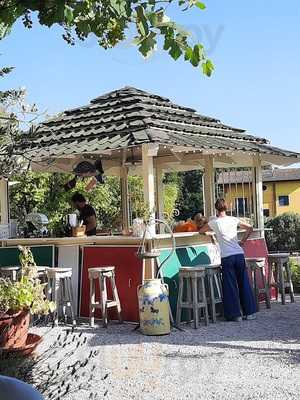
[
  {"x1": 239, "y1": 221, "x2": 253, "y2": 246},
  {"x1": 85, "y1": 215, "x2": 97, "y2": 232}
]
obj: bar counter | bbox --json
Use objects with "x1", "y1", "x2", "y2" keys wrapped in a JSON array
[{"x1": 0, "y1": 230, "x2": 268, "y2": 322}]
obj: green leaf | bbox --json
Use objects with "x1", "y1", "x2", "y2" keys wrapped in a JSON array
[
  {"x1": 139, "y1": 32, "x2": 157, "y2": 57},
  {"x1": 163, "y1": 37, "x2": 173, "y2": 51},
  {"x1": 148, "y1": 12, "x2": 158, "y2": 27},
  {"x1": 169, "y1": 42, "x2": 182, "y2": 61},
  {"x1": 190, "y1": 44, "x2": 201, "y2": 66},
  {"x1": 77, "y1": 20, "x2": 91, "y2": 34},
  {"x1": 202, "y1": 60, "x2": 214, "y2": 76},
  {"x1": 136, "y1": 5, "x2": 149, "y2": 37},
  {"x1": 64, "y1": 6, "x2": 74, "y2": 25},
  {"x1": 184, "y1": 47, "x2": 193, "y2": 61},
  {"x1": 195, "y1": 2, "x2": 206, "y2": 10}
]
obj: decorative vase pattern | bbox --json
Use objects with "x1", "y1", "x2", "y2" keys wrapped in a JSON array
[{"x1": 138, "y1": 279, "x2": 171, "y2": 335}]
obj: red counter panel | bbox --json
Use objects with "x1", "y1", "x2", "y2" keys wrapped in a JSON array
[{"x1": 80, "y1": 246, "x2": 143, "y2": 322}]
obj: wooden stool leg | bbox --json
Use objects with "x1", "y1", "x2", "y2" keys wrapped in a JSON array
[
  {"x1": 274, "y1": 262, "x2": 280, "y2": 301},
  {"x1": 208, "y1": 274, "x2": 217, "y2": 323},
  {"x1": 176, "y1": 275, "x2": 184, "y2": 326},
  {"x1": 267, "y1": 261, "x2": 273, "y2": 301},
  {"x1": 214, "y1": 272, "x2": 222, "y2": 300},
  {"x1": 261, "y1": 268, "x2": 271, "y2": 309},
  {"x1": 285, "y1": 262, "x2": 295, "y2": 303},
  {"x1": 192, "y1": 276, "x2": 199, "y2": 329},
  {"x1": 53, "y1": 278, "x2": 60, "y2": 326},
  {"x1": 12, "y1": 270, "x2": 17, "y2": 282},
  {"x1": 66, "y1": 277, "x2": 76, "y2": 326},
  {"x1": 111, "y1": 273, "x2": 122, "y2": 323},
  {"x1": 201, "y1": 275, "x2": 209, "y2": 326},
  {"x1": 61, "y1": 278, "x2": 67, "y2": 323},
  {"x1": 216, "y1": 271, "x2": 224, "y2": 317},
  {"x1": 90, "y1": 277, "x2": 96, "y2": 327},
  {"x1": 279, "y1": 261, "x2": 286, "y2": 305},
  {"x1": 47, "y1": 277, "x2": 52, "y2": 301},
  {"x1": 253, "y1": 269, "x2": 260, "y2": 312},
  {"x1": 101, "y1": 275, "x2": 108, "y2": 328},
  {"x1": 186, "y1": 276, "x2": 192, "y2": 322}
]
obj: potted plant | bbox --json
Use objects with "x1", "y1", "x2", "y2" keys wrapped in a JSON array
[{"x1": 0, "y1": 246, "x2": 55, "y2": 350}]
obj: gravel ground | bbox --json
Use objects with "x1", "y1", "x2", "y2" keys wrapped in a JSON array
[{"x1": 31, "y1": 297, "x2": 300, "y2": 400}]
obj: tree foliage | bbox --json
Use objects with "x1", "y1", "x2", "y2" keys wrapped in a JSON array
[
  {"x1": 176, "y1": 170, "x2": 203, "y2": 220},
  {"x1": 9, "y1": 170, "x2": 200, "y2": 232},
  {"x1": 265, "y1": 213, "x2": 300, "y2": 253},
  {"x1": 9, "y1": 172, "x2": 122, "y2": 234},
  {"x1": 0, "y1": 64, "x2": 38, "y2": 178},
  {"x1": 0, "y1": 0, "x2": 214, "y2": 75}
]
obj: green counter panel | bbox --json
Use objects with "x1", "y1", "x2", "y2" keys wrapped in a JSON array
[
  {"x1": 0, "y1": 246, "x2": 55, "y2": 268},
  {"x1": 159, "y1": 245, "x2": 211, "y2": 319}
]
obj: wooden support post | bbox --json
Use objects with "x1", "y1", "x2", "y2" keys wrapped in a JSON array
[
  {"x1": 203, "y1": 156, "x2": 215, "y2": 218},
  {"x1": 120, "y1": 165, "x2": 130, "y2": 231},
  {"x1": 252, "y1": 155, "x2": 264, "y2": 235},
  {"x1": 142, "y1": 144, "x2": 158, "y2": 236},
  {"x1": 155, "y1": 166, "x2": 164, "y2": 233},
  {"x1": 272, "y1": 182, "x2": 277, "y2": 217},
  {"x1": 0, "y1": 178, "x2": 9, "y2": 224}
]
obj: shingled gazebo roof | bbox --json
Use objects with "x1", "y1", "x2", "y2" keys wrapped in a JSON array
[{"x1": 22, "y1": 86, "x2": 300, "y2": 166}]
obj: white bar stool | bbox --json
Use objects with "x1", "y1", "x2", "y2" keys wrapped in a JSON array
[
  {"x1": 46, "y1": 267, "x2": 76, "y2": 326},
  {"x1": 268, "y1": 253, "x2": 295, "y2": 305},
  {"x1": 205, "y1": 264, "x2": 223, "y2": 323},
  {"x1": 176, "y1": 266, "x2": 209, "y2": 329},
  {"x1": 89, "y1": 266, "x2": 122, "y2": 328},
  {"x1": 0, "y1": 266, "x2": 20, "y2": 281}
]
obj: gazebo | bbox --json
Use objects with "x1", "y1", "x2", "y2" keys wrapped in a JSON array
[
  {"x1": 0, "y1": 86, "x2": 299, "y2": 321},
  {"x1": 4, "y1": 86, "x2": 299, "y2": 232}
]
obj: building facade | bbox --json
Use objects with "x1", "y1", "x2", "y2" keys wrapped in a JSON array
[{"x1": 219, "y1": 168, "x2": 300, "y2": 219}]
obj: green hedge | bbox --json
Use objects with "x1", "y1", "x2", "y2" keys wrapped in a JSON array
[
  {"x1": 265, "y1": 213, "x2": 300, "y2": 253},
  {"x1": 290, "y1": 259, "x2": 300, "y2": 292}
]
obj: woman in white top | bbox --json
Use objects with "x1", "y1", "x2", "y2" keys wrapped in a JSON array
[{"x1": 199, "y1": 198, "x2": 256, "y2": 322}]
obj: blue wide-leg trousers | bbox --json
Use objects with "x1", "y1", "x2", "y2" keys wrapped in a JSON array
[{"x1": 221, "y1": 253, "x2": 257, "y2": 319}]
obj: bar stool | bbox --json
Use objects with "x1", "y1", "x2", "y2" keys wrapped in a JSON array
[
  {"x1": 205, "y1": 264, "x2": 223, "y2": 323},
  {"x1": 268, "y1": 253, "x2": 295, "y2": 305},
  {"x1": 245, "y1": 257, "x2": 271, "y2": 311},
  {"x1": 46, "y1": 267, "x2": 76, "y2": 326},
  {"x1": 0, "y1": 266, "x2": 20, "y2": 281},
  {"x1": 89, "y1": 267, "x2": 122, "y2": 328},
  {"x1": 176, "y1": 266, "x2": 209, "y2": 329}
]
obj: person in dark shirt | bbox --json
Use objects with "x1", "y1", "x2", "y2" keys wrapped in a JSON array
[{"x1": 71, "y1": 192, "x2": 97, "y2": 236}]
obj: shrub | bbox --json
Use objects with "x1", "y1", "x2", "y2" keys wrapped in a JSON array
[
  {"x1": 290, "y1": 259, "x2": 300, "y2": 292},
  {"x1": 0, "y1": 246, "x2": 55, "y2": 315},
  {"x1": 265, "y1": 213, "x2": 300, "y2": 252}
]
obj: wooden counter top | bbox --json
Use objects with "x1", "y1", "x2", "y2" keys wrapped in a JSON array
[
  {"x1": 0, "y1": 229, "x2": 264, "y2": 247},
  {"x1": 0, "y1": 232, "x2": 206, "y2": 247}
]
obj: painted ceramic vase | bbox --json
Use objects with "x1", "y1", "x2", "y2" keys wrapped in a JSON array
[{"x1": 138, "y1": 279, "x2": 170, "y2": 335}]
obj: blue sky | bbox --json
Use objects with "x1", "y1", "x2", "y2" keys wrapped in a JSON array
[{"x1": 1, "y1": 0, "x2": 300, "y2": 154}]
